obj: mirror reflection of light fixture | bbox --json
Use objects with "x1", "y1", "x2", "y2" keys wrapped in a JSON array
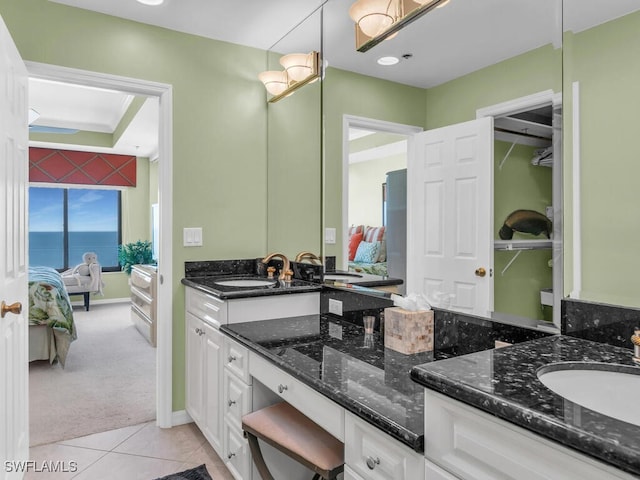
[
  {"x1": 259, "y1": 51, "x2": 320, "y2": 103},
  {"x1": 350, "y1": 0, "x2": 451, "y2": 52},
  {"x1": 258, "y1": 71, "x2": 289, "y2": 96}
]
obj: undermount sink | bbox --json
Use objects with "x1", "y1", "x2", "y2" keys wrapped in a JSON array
[
  {"x1": 214, "y1": 278, "x2": 277, "y2": 288},
  {"x1": 324, "y1": 272, "x2": 363, "y2": 282},
  {"x1": 537, "y1": 362, "x2": 640, "y2": 426}
]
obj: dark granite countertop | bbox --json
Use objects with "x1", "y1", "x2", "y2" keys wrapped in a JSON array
[
  {"x1": 221, "y1": 314, "x2": 443, "y2": 452},
  {"x1": 410, "y1": 335, "x2": 640, "y2": 476},
  {"x1": 181, "y1": 275, "x2": 322, "y2": 300}
]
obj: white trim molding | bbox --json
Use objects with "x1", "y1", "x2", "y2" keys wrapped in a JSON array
[
  {"x1": 571, "y1": 81, "x2": 581, "y2": 299},
  {"x1": 25, "y1": 61, "x2": 175, "y2": 428},
  {"x1": 171, "y1": 410, "x2": 193, "y2": 427}
]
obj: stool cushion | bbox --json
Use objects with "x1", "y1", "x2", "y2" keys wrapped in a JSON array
[{"x1": 242, "y1": 402, "x2": 344, "y2": 473}]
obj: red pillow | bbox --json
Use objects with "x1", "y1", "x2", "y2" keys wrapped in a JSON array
[{"x1": 348, "y1": 232, "x2": 363, "y2": 261}]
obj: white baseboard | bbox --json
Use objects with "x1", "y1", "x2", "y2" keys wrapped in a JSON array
[
  {"x1": 70, "y1": 297, "x2": 129, "y2": 308},
  {"x1": 171, "y1": 410, "x2": 193, "y2": 426}
]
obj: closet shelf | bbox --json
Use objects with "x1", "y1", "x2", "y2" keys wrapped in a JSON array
[{"x1": 494, "y1": 239, "x2": 552, "y2": 251}]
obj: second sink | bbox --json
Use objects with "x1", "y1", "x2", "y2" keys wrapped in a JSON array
[{"x1": 537, "y1": 362, "x2": 640, "y2": 426}]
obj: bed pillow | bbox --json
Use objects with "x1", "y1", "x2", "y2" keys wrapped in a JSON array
[
  {"x1": 363, "y1": 226, "x2": 386, "y2": 262},
  {"x1": 348, "y1": 232, "x2": 363, "y2": 261},
  {"x1": 354, "y1": 241, "x2": 379, "y2": 264}
]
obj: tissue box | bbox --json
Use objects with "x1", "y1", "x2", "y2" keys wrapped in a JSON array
[{"x1": 384, "y1": 307, "x2": 434, "y2": 354}]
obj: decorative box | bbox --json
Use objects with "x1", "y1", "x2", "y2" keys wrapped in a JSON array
[{"x1": 384, "y1": 307, "x2": 434, "y2": 354}]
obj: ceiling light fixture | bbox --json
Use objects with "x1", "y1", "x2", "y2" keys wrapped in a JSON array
[
  {"x1": 136, "y1": 0, "x2": 165, "y2": 5},
  {"x1": 350, "y1": 0, "x2": 452, "y2": 52},
  {"x1": 259, "y1": 51, "x2": 320, "y2": 103},
  {"x1": 377, "y1": 56, "x2": 400, "y2": 66}
]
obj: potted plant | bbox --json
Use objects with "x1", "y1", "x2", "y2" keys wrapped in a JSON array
[{"x1": 118, "y1": 240, "x2": 153, "y2": 275}]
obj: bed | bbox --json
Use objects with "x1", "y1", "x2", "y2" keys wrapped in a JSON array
[
  {"x1": 347, "y1": 225, "x2": 388, "y2": 277},
  {"x1": 28, "y1": 266, "x2": 77, "y2": 367}
]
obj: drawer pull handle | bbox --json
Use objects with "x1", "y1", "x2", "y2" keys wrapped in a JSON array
[
  {"x1": 277, "y1": 384, "x2": 288, "y2": 394},
  {"x1": 228, "y1": 355, "x2": 237, "y2": 362},
  {"x1": 195, "y1": 327, "x2": 204, "y2": 336},
  {"x1": 227, "y1": 452, "x2": 236, "y2": 459},
  {"x1": 228, "y1": 399, "x2": 236, "y2": 407},
  {"x1": 366, "y1": 456, "x2": 380, "y2": 470}
]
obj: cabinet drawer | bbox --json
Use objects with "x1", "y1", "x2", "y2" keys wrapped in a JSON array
[
  {"x1": 131, "y1": 288, "x2": 153, "y2": 318},
  {"x1": 424, "y1": 390, "x2": 636, "y2": 480},
  {"x1": 224, "y1": 369, "x2": 252, "y2": 431},
  {"x1": 224, "y1": 337, "x2": 251, "y2": 383},
  {"x1": 225, "y1": 423, "x2": 251, "y2": 480},
  {"x1": 131, "y1": 305, "x2": 156, "y2": 347},
  {"x1": 131, "y1": 266, "x2": 155, "y2": 296},
  {"x1": 249, "y1": 352, "x2": 344, "y2": 441},
  {"x1": 186, "y1": 287, "x2": 228, "y2": 328},
  {"x1": 226, "y1": 292, "x2": 319, "y2": 324},
  {"x1": 345, "y1": 412, "x2": 424, "y2": 480}
]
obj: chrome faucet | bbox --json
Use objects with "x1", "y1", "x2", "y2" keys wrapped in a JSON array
[
  {"x1": 632, "y1": 328, "x2": 640, "y2": 364},
  {"x1": 294, "y1": 251, "x2": 322, "y2": 264},
  {"x1": 261, "y1": 253, "x2": 291, "y2": 281}
]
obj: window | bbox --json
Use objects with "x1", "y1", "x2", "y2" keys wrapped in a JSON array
[{"x1": 29, "y1": 186, "x2": 122, "y2": 271}]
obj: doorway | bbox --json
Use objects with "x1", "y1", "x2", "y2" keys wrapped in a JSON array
[
  {"x1": 341, "y1": 115, "x2": 422, "y2": 293},
  {"x1": 26, "y1": 61, "x2": 174, "y2": 429}
]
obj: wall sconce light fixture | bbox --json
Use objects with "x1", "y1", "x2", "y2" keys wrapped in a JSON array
[
  {"x1": 259, "y1": 51, "x2": 320, "y2": 103},
  {"x1": 349, "y1": 0, "x2": 451, "y2": 52}
]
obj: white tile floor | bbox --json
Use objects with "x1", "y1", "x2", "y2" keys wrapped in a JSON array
[{"x1": 26, "y1": 422, "x2": 234, "y2": 479}]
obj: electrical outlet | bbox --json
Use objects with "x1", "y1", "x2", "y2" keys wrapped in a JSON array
[
  {"x1": 328, "y1": 298, "x2": 343, "y2": 316},
  {"x1": 325, "y1": 227, "x2": 336, "y2": 244}
]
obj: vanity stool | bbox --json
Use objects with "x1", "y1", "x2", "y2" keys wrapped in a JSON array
[{"x1": 241, "y1": 401, "x2": 344, "y2": 480}]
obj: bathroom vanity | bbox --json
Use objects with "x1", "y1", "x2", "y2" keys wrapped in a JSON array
[{"x1": 411, "y1": 336, "x2": 640, "y2": 479}]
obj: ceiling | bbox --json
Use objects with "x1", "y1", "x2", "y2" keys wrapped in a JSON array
[{"x1": 32, "y1": 0, "x2": 640, "y2": 157}]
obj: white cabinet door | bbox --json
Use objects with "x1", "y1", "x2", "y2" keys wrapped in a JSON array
[
  {"x1": 408, "y1": 117, "x2": 493, "y2": 316},
  {"x1": 185, "y1": 312, "x2": 204, "y2": 425},
  {"x1": 0, "y1": 13, "x2": 29, "y2": 479},
  {"x1": 202, "y1": 320, "x2": 223, "y2": 455}
]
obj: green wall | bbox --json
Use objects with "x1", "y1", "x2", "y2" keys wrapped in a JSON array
[
  {"x1": 0, "y1": 0, "x2": 269, "y2": 412},
  {"x1": 563, "y1": 11, "x2": 640, "y2": 308}
]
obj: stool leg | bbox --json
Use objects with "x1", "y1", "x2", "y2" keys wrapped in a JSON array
[
  {"x1": 245, "y1": 431, "x2": 275, "y2": 480},
  {"x1": 311, "y1": 474, "x2": 322, "y2": 480},
  {"x1": 83, "y1": 292, "x2": 90, "y2": 311}
]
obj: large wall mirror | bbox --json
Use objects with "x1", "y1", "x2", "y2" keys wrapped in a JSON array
[
  {"x1": 322, "y1": 0, "x2": 563, "y2": 328},
  {"x1": 562, "y1": 1, "x2": 640, "y2": 310},
  {"x1": 265, "y1": 7, "x2": 323, "y2": 258}
]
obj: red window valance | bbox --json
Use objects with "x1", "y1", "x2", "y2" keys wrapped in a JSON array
[{"x1": 29, "y1": 147, "x2": 136, "y2": 187}]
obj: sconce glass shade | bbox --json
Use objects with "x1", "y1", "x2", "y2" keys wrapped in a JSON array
[
  {"x1": 258, "y1": 71, "x2": 289, "y2": 96},
  {"x1": 349, "y1": 0, "x2": 398, "y2": 38},
  {"x1": 279, "y1": 53, "x2": 313, "y2": 83}
]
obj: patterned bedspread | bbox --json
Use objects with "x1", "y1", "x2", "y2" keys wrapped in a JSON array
[
  {"x1": 348, "y1": 261, "x2": 388, "y2": 277},
  {"x1": 28, "y1": 266, "x2": 77, "y2": 366}
]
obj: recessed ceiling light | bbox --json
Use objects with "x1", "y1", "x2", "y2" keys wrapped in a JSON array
[
  {"x1": 137, "y1": 0, "x2": 164, "y2": 5},
  {"x1": 377, "y1": 56, "x2": 400, "y2": 66}
]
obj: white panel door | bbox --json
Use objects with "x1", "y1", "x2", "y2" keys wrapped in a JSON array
[
  {"x1": 0, "y1": 13, "x2": 29, "y2": 480},
  {"x1": 407, "y1": 118, "x2": 493, "y2": 316}
]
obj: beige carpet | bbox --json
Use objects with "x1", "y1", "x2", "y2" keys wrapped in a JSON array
[{"x1": 29, "y1": 302, "x2": 156, "y2": 446}]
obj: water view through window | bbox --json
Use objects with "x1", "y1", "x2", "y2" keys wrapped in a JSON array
[{"x1": 29, "y1": 187, "x2": 121, "y2": 269}]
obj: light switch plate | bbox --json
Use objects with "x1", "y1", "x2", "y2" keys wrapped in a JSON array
[
  {"x1": 325, "y1": 227, "x2": 336, "y2": 244},
  {"x1": 183, "y1": 227, "x2": 203, "y2": 247}
]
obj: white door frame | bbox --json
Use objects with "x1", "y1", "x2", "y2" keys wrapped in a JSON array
[
  {"x1": 25, "y1": 62, "x2": 174, "y2": 428},
  {"x1": 341, "y1": 115, "x2": 422, "y2": 270},
  {"x1": 476, "y1": 89, "x2": 563, "y2": 329}
]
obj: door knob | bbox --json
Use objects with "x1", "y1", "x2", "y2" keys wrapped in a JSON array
[
  {"x1": 475, "y1": 267, "x2": 486, "y2": 277},
  {"x1": 1, "y1": 301, "x2": 22, "y2": 318}
]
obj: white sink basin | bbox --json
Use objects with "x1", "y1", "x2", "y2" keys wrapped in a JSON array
[
  {"x1": 214, "y1": 279, "x2": 276, "y2": 287},
  {"x1": 324, "y1": 273, "x2": 363, "y2": 282},
  {"x1": 537, "y1": 363, "x2": 640, "y2": 426}
]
